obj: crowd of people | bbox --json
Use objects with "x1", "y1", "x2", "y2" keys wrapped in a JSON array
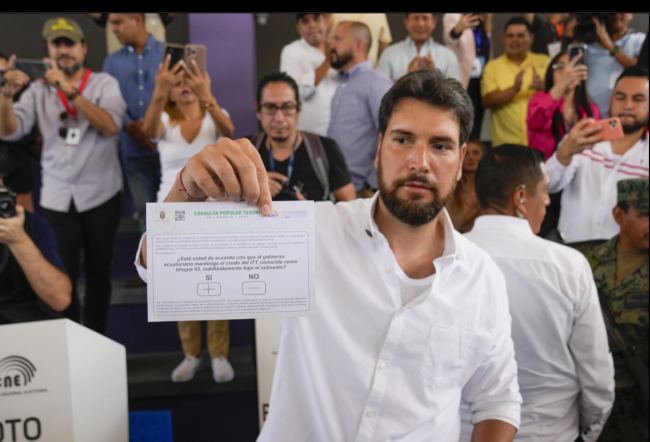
[{"x1": 0, "y1": 13, "x2": 648, "y2": 442}]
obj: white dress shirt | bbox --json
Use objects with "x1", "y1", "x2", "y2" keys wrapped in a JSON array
[
  {"x1": 546, "y1": 135, "x2": 649, "y2": 243},
  {"x1": 135, "y1": 194, "x2": 521, "y2": 441},
  {"x1": 464, "y1": 216, "x2": 615, "y2": 442},
  {"x1": 376, "y1": 37, "x2": 462, "y2": 82},
  {"x1": 280, "y1": 38, "x2": 339, "y2": 136}
]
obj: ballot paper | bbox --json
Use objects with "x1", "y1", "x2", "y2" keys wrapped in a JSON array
[{"x1": 145, "y1": 201, "x2": 316, "y2": 322}]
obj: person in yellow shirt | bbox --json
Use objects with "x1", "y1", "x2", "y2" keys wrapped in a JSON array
[
  {"x1": 328, "y1": 13, "x2": 392, "y2": 66},
  {"x1": 482, "y1": 16, "x2": 550, "y2": 147}
]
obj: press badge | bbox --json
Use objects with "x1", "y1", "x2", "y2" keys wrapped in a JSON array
[{"x1": 66, "y1": 128, "x2": 81, "y2": 147}]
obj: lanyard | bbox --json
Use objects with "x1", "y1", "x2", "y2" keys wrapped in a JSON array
[
  {"x1": 473, "y1": 25, "x2": 483, "y2": 55},
  {"x1": 57, "y1": 68, "x2": 91, "y2": 121},
  {"x1": 269, "y1": 134, "x2": 299, "y2": 181}
]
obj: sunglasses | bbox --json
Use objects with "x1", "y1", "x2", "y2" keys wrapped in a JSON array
[{"x1": 58, "y1": 111, "x2": 69, "y2": 138}]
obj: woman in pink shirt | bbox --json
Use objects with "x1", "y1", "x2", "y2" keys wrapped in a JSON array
[{"x1": 527, "y1": 51, "x2": 600, "y2": 160}]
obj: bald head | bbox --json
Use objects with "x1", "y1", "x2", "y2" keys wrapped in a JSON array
[{"x1": 330, "y1": 20, "x2": 373, "y2": 71}]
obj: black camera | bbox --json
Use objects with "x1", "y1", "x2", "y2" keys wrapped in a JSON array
[
  {"x1": 573, "y1": 14, "x2": 610, "y2": 44},
  {"x1": 0, "y1": 185, "x2": 16, "y2": 218},
  {"x1": 274, "y1": 180, "x2": 305, "y2": 201}
]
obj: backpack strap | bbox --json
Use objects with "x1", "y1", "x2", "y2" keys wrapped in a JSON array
[{"x1": 301, "y1": 131, "x2": 334, "y2": 201}]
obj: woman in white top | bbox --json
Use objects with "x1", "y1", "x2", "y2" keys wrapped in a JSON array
[{"x1": 143, "y1": 54, "x2": 235, "y2": 384}]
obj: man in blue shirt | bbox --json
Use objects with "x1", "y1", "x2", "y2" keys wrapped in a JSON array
[
  {"x1": 103, "y1": 13, "x2": 165, "y2": 234},
  {"x1": 327, "y1": 21, "x2": 393, "y2": 197},
  {"x1": 585, "y1": 14, "x2": 645, "y2": 117}
]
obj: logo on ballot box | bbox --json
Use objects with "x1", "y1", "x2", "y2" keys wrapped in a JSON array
[{"x1": 0, "y1": 355, "x2": 37, "y2": 389}]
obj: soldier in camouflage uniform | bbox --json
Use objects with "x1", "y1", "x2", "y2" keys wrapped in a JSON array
[{"x1": 579, "y1": 178, "x2": 649, "y2": 442}]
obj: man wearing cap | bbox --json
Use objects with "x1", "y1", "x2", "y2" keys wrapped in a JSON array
[
  {"x1": 578, "y1": 178, "x2": 649, "y2": 441},
  {"x1": 0, "y1": 17, "x2": 127, "y2": 335}
]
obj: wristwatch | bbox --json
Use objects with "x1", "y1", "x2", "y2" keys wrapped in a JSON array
[
  {"x1": 66, "y1": 88, "x2": 80, "y2": 101},
  {"x1": 610, "y1": 45, "x2": 621, "y2": 56}
]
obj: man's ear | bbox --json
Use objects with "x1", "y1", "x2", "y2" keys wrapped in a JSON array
[
  {"x1": 529, "y1": 33, "x2": 535, "y2": 45},
  {"x1": 457, "y1": 144, "x2": 467, "y2": 181},
  {"x1": 514, "y1": 187, "x2": 527, "y2": 215},
  {"x1": 374, "y1": 133, "x2": 383, "y2": 169},
  {"x1": 613, "y1": 205, "x2": 625, "y2": 227},
  {"x1": 254, "y1": 103, "x2": 262, "y2": 122}
]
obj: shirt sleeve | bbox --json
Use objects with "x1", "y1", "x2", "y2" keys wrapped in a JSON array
[
  {"x1": 480, "y1": 61, "x2": 498, "y2": 96},
  {"x1": 570, "y1": 256, "x2": 615, "y2": 442},
  {"x1": 546, "y1": 148, "x2": 579, "y2": 193},
  {"x1": 134, "y1": 233, "x2": 148, "y2": 282},
  {"x1": 462, "y1": 269, "x2": 522, "y2": 430},
  {"x1": 96, "y1": 74, "x2": 127, "y2": 131},
  {"x1": 443, "y1": 14, "x2": 462, "y2": 48},
  {"x1": 526, "y1": 91, "x2": 562, "y2": 132},
  {"x1": 375, "y1": 49, "x2": 393, "y2": 79},
  {"x1": 320, "y1": 136, "x2": 352, "y2": 191},
  {"x1": 280, "y1": 44, "x2": 318, "y2": 101},
  {"x1": 0, "y1": 83, "x2": 37, "y2": 142},
  {"x1": 377, "y1": 14, "x2": 392, "y2": 44},
  {"x1": 626, "y1": 32, "x2": 646, "y2": 57},
  {"x1": 28, "y1": 212, "x2": 66, "y2": 274}
]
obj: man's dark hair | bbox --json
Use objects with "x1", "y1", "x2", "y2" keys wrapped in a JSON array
[
  {"x1": 475, "y1": 144, "x2": 545, "y2": 210},
  {"x1": 256, "y1": 72, "x2": 301, "y2": 105},
  {"x1": 504, "y1": 16, "x2": 532, "y2": 33},
  {"x1": 296, "y1": 13, "x2": 321, "y2": 22},
  {"x1": 0, "y1": 52, "x2": 7, "y2": 61},
  {"x1": 378, "y1": 68, "x2": 474, "y2": 147},
  {"x1": 615, "y1": 65, "x2": 649, "y2": 86},
  {"x1": 404, "y1": 13, "x2": 436, "y2": 18}
]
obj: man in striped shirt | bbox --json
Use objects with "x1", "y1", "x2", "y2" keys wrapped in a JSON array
[{"x1": 547, "y1": 66, "x2": 649, "y2": 243}]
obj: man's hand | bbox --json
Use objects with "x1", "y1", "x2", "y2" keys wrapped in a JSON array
[
  {"x1": 454, "y1": 13, "x2": 480, "y2": 35},
  {"x1": 184, "y1": 60, "x2": 214, "y2": 104},
  {"x1": 125, "y1": 121, "x2": 155, "y2": 151},
  {"x1": 514, "y1": 68, "x2": 526, "y2": 92},
  {"x1": 181, "y1": 137, "x2": 273, "y2": 215},
  {"x1": 43, "y1": 59, "x2": 74, "y2": 96},
  {"x1": 556, "y1": 118, "x2": 603, "y2": 166},
  {"x1": 407, "y1": 55, "x2": 421, "y2": 74},
  {"x1": 593, "y1": 17, "x2": 615, "y2": 52},
  {"x1": 529, "y1": 66, "x2": 544, "y2": 91},
  {"x1": 267, "y1": 171, "x2": 288, "y2": 198},
  {"x1": 0, "y1": 205, "x2": 28, "y2": 246},
  {"x1": 407, "y1": 53, "x2": 435, "y2": 74},
  {"x1": 1, "y1": 55, "x2": 30, "y2": 98},
  {"x1": 154, "y1": 55, "x2": 185, "y2": 96}
]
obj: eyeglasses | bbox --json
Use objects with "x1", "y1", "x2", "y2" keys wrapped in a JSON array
[
  {"x1": 260, "y1": 103, "x2": 299, "y2": 116},
  {"x1": 58, "y1": 111, "x2": 70, "y2": 138},
  {"x1": 552, "y1": 63, "x2": 566, "y2": 70}
]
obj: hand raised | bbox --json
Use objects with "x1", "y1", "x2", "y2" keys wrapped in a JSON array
[
  {"x1": 182, "y1": 137, "x2": 273, "y2": 216},
  {"x1": 557, "y1": 118, "x2": 603, "y2": 165},
  {"x1": 514, "y1": 68, "x2": 526, "y2": 91},
  {"x1": 43, "y1": 58, "x2": 73, "y2": 95},
  {"x1": 1, "y1": 55, "x2": 30, "y2": 97},
  {"x1": 154, "y1": 54, "x2": 185, "y2": 95},
  {"x1": 529, "y1": 66, "x2": 544, "y2": 91},
  {"x1": 184, "y1": 60, "x2": 213, "y2": 104}
]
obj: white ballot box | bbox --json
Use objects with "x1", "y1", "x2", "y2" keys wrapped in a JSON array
[
  {"x1": 0, "y1": 319, "x2": 128, "y2": 442},
  {"x1": 146, "y1": 201, "x2": 316, "y2": 322}
]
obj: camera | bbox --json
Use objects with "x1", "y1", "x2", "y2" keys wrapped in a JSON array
[
  {"x1": 0, "y1": 185, "x2": 16, "y2": 218},
  {"x1": 573, "y1": 14, "x2": 610, "y2": 44},
  {"x1": 274, "y1": 180, "x2": 305, "y2": 201}
]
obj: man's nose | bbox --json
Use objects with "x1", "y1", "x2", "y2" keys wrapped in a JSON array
[
  {"x1": 273, "y1": 109, "x2": 286, "y2": 122},
  {"x1": 409, "y1": 142, "x2": 431, "y2": 173}
]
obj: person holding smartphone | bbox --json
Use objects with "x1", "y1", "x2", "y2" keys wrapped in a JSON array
[
  {"x1": 142, "y1": 54, "x2": 235, "y2": 384},
  {"x1": 0, "y1": 17, "x2": 126, "y2": 335},
  {"x1": 546, "y1": 66, "x2": 649, "y2": 244}
]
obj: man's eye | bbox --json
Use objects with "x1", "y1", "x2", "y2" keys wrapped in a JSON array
[
  {"x1": 433, "y1": 144, "x2": 450, "y2": 150},
  {"x1": 395, "y1": 137, "x2": 408, "y2": 144}
]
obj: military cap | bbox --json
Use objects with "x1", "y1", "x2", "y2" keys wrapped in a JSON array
[
  {"x1": 42, "y1": 17, "x2": 85, "y2": 44},
  {"x1": 617, "y1": 178, "x2": 649, "y2": 213}
]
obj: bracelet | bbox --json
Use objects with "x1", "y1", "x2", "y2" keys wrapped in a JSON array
[
  {"x1": 202, "y1": 99, "x2": 217, "y2": 111},
  {"x1": 610, "y1": 45, "x2": 620, "y2": 56},
  {"x1": 178, "y1": 167, "x2": 188, "y2": 192},
  {"x1": 66, "y1": 88, "x2": 80, "y2": 101}
]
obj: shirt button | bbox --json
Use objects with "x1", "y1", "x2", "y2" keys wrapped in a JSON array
[
  {"x1": 138, "y1": 55, "x2": 143, "y2": 60},
  {"x1": 70, "y1": 184, "x2": 75, "y2": 190},
  {"x1": 379, "y1": 362, "x2": 387, "y2": 370},
  {"x1": 366, "y1": 411, "x2": 376, "y2": 418},
  {"x1": 138, "y1": 69, "x2": 143, "y2": 75},
  {"x1": 139, "y1": 101, "x2": 144, "y2": 106},
  {"x1": 396, "y1": 311, "x2": 403, "y2": 318},
  {"x1": 139, "y1": 85, "x2": 144, "y2": 90},
  {"x1": 385, "y1": 267, "x2": 392, "y2": 274}
]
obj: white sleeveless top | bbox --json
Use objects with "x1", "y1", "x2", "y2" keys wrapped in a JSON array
[{"x1": 156, "y1": 109, "x2": 228, "y2": 202}]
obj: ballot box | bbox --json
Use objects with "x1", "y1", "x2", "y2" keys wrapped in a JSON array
[{"x1": 0, "y1": 319, "x2": 128, "y2": 442}]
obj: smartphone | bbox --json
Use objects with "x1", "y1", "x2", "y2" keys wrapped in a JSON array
[
  {"x1": 185, "y1": 44, "x2": 207, "y2": 73},
  {"x1": 14, "y1": 59, "x2": 52, "y2": 80},
  {"x1": 585, "y1": 117, "x2": 624, "y2": 142},
  {"x1": 568, "y1": 43, "x2": 588, "y2": 65},
  {"x1": 164, "y1": 43, "x2": 184, "y2": 70}
]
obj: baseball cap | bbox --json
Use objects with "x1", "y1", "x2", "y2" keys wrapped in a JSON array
[
  {"x1": 617, "y1": 178, "x2": 649, "y2": 213},
  {"x1": 42, "y1": 17, "x2": 85, "y2": 43}
]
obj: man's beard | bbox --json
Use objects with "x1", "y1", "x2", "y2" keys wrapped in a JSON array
[
  {"x1": 330, "y1": 50, "x2": 353, "y2": 69},
  {"x1": 378, "y1": 158, "x2": 457, "y2": 227},
  {"x1": 619, "y1": 113, "x2": 650, "y2": 134},
  {"x1": 57, "y1": 57, "x2": 82, "y2": 76}
]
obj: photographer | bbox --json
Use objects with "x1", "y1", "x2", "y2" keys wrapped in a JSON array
[
  {"x1": 251, "y1": 72, "x2": 356, "y2": 202},
  {"x1": 0, "y1": 185, "x2": 71, "y2": 324},
  {"x1": 582, "y1": 14, "x2": 645, "y2": 116},
  {"x1": 0, "y1": 17, "x2": 126, "y2": 335}
]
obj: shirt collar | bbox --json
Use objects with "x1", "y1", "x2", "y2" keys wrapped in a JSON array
[
  {"x1": 339, "y1": 59, "x2": 373, "y2": 79},
  {"x1": 365, "y1": 192, "x2": 459, "y2": 265},
  {"x1": 472, "y1": 214, "x2": 534, "y2": 236},
  {"x1": 405, "y1": 36, "x2": 435, "y2": 49},
  {"x1": 127, "y1": 34, "x2": 156, "y2": 54}
]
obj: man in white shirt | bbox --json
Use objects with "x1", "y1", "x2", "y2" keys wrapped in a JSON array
[
  {"x1": 377, "y1": 13, "x2": 461, "y2": 82},
  {"x1": 135, "y1": 69, "x2": 522, "y2": 441},
  {"x1": 547, "y1": 66, "x2": 649, "y2": 243},
  {"x1": 464, "y1": 145, "x2": 614, "y2": 442},
  {"x1": 279, "y1": 13, "x2": 339, "y2": 136}
]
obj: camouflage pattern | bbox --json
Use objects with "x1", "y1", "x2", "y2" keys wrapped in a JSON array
[
  {"x1": 580, "y1": 236, "x2": 649, "y2": 441},
  {"x1": 617, "y1": 178, "x2": 649, "y2": 213}
]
